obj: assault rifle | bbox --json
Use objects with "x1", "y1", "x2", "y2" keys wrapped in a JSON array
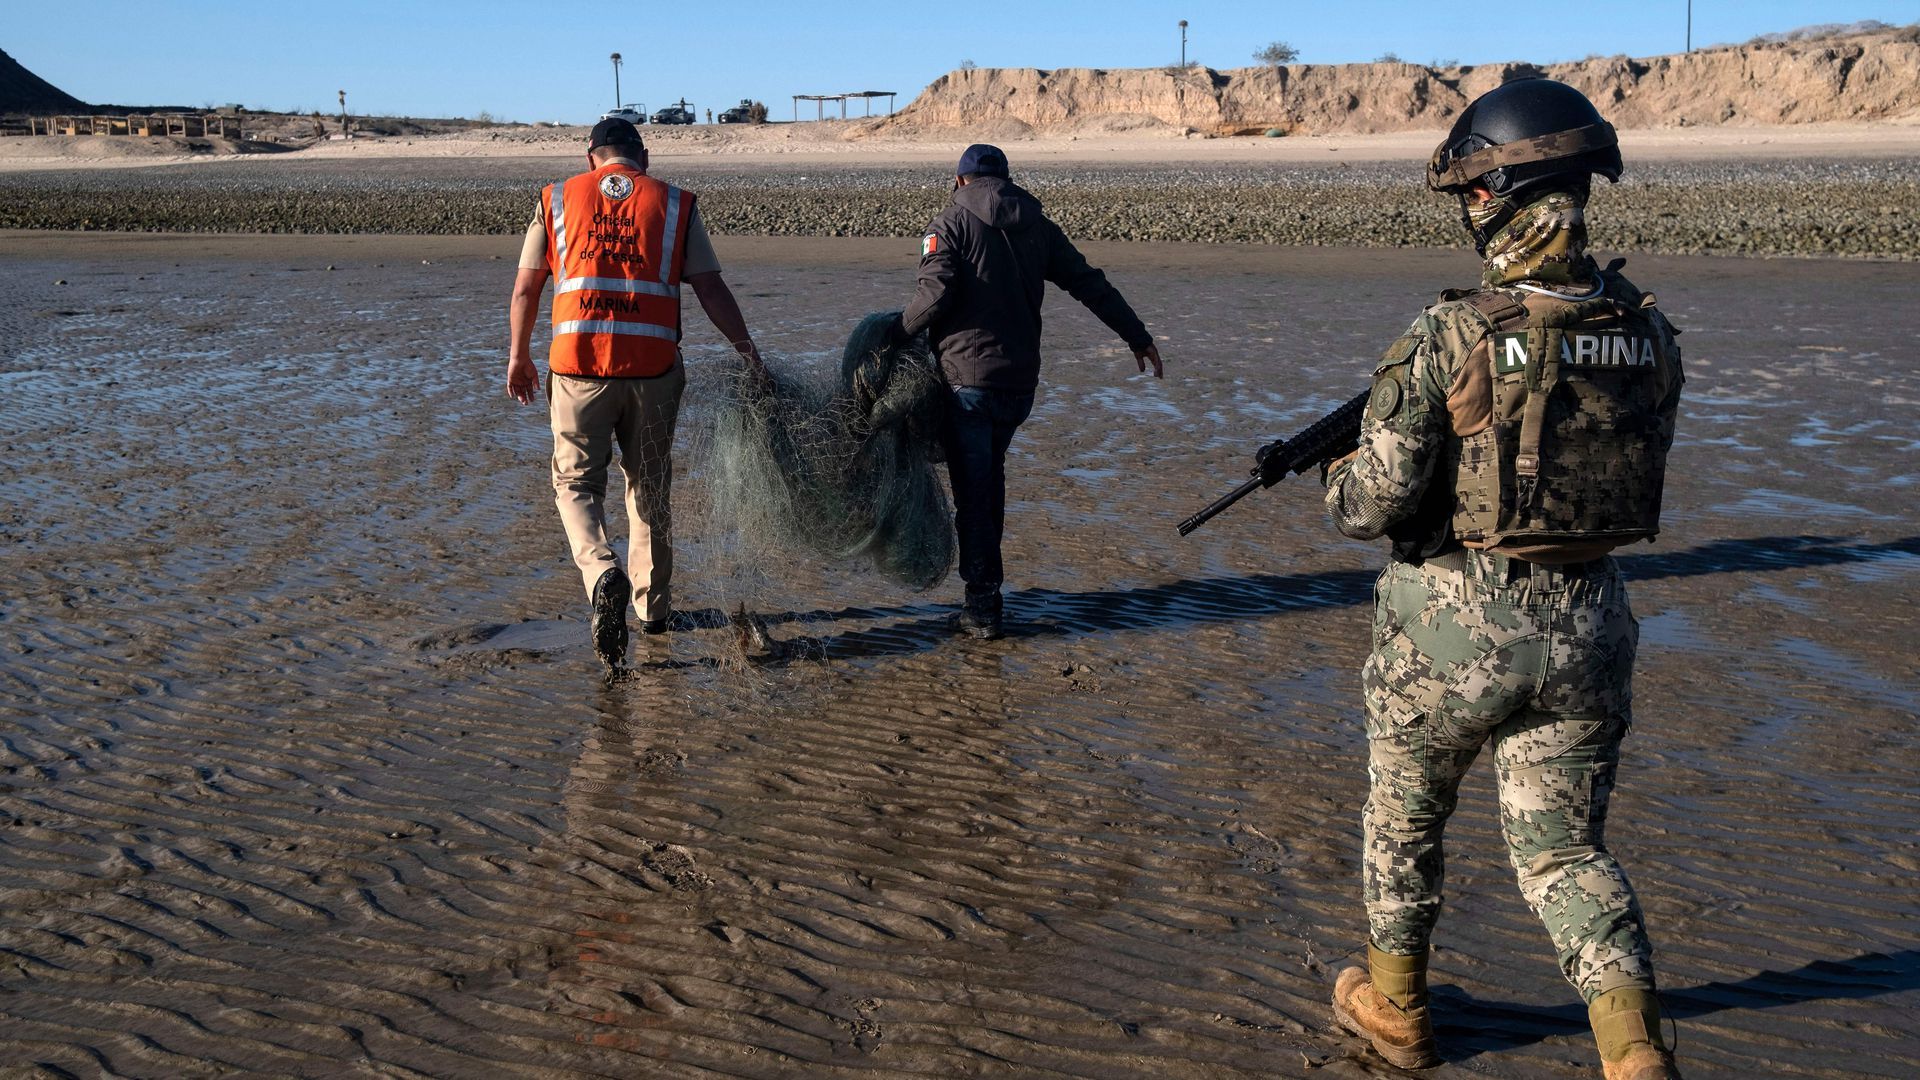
[{"x1": 1177, "y1": 390, "x2": 1371, "y2": 536}]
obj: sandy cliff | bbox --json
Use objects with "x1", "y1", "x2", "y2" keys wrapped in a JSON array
[{"x1": 881, "y1": 26, "x2": 1920, "y2": 137}]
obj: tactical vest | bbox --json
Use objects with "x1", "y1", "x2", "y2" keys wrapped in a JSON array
[
  {"x1": 541, "y1": 164, "x2": 694, "y2": 378},
  {"x1": 1445, "y1": 272, "x2": 1680, "y2": 550}
]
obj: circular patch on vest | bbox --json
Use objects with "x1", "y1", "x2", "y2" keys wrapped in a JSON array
[
  {"x1": 599, "y1": 173, "x2": 634, "y2": 201},
  {"x1": 1369, "y1": 377, "x2": 1403, "y2": 420}
]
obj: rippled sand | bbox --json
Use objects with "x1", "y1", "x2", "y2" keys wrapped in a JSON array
[{"x1": 1, "y1": 233, "x2": 1915, "y2": 1077}]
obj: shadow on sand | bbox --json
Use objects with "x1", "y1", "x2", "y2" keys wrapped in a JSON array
[
  {"x1": 721, "y1": 534, "x2": 1919, "y2": 666},
  {"x1": 1431, "y1": 948, "x2": 1920, "y2": 1059}
]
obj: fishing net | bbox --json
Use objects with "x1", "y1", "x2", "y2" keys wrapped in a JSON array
[{"x1": 708, "y1": 310, "x2": 954, "y2": 593}]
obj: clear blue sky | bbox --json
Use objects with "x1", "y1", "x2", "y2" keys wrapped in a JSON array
[{"x1": 9, "y1": 1, "x2": 1916, "y2": 122}]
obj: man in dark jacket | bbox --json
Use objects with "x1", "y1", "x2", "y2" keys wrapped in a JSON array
[{"x1": 899, "y1": 143, "x2": 1163, "y2": 639}]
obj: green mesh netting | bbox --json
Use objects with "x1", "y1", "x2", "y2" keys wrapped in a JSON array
[{"x1": 710, "y1": 311, "x2": 954, "y2": 591}]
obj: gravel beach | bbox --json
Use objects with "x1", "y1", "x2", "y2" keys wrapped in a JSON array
[{"x1": 1, "y1": 154, "x2": 1917, "y2": 258}]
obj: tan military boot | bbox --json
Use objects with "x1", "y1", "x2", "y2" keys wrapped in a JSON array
[
  {"x1": 1589, "y1": 987, "x2": 1681, "y2": 1079},
  {"x1": 1331, "y1": 946, "x2": 1439, "y2": 1069}
]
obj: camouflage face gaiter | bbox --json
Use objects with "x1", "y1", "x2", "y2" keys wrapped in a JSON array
[{"x1": 1476, "y1": 188, "x2": 1598, "y2": 288}]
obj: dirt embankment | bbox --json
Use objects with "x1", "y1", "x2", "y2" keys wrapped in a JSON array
[{"x1": 879, "y1": 27, "x2": 1920, "y2": 137}]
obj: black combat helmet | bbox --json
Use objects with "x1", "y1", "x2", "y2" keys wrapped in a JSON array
[
  {"x1": 1428, "y1": 78, "x2": 1622, "y2": 253},
  {"x1": 1428, "y1": 77, "x2": 1622, "y2": 197}
]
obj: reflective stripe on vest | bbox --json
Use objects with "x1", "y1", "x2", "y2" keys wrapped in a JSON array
[
  {"x1": 542, "y1": 166, "x2": 693, "y2": 378},
  {"x1": 552, "y1": 320, "x2": 679, "y2": 339},
  {"x1": 555, "y1": 276, "x2": 679, "y2": 297}
]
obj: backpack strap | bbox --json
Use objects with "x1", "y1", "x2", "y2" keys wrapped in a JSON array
[
  {"x1": 1513, "y1": 292, "x2": 1625, "y2": 510},
  {"x1": 1514, "y1": 314, "x2": 1560, "y2": 509},
  {"x1": 1464, "y1": 289, "x2": 1529, "y2": 331}
]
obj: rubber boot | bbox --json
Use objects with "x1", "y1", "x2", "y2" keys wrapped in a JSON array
[
  {"x1": 1331, "y1": 945, "x2": 1439, "y2": 1069},
  {"x1": 1590, "y1": 988, "x2": 1680, "y2": 1080}
]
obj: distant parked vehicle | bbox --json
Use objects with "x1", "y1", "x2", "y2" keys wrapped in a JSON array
[
  {"x1": 600, "y1": 104, "x2": 648, "y2": 125},
  {"x1": 651, "y1": 100, "x2": 695, "y2": 125},
  {"x1": 717, "y1": 99, "x2": 757, "y2": 124}
]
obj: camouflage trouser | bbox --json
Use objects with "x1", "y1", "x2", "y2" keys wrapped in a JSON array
[{"x1": 1362, "y1": 550, "x2": 1656, "y2": 1001}]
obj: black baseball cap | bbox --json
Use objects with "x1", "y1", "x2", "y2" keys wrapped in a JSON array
[
  {"x1": 589, "y1": 117, "x2": 644, "y2": 151},
  {"x1": 956, "y1": 143, "x2": 1009, "y2": 178}
]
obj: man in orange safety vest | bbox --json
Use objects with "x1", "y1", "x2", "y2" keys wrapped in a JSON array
[{"x1": 507, "y1": 117, "x2": 767, "y2": 674}]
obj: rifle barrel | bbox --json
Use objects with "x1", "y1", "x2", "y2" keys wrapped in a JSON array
[
  {"x1": 1176, "y1": 473, "x2": 1264, "y2": 537},
  {"x1": 1177, "y1": 389, "x2": 1370, "y2": 536}
]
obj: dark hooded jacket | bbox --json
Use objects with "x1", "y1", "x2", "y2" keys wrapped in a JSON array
[{"x1": 901, "y1": 176, "x2": 1151, "y2": 391}]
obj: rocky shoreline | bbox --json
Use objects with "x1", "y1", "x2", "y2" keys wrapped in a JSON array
[{"x1": 2, "y1": 157, "x2": 1915, "y2": 258}]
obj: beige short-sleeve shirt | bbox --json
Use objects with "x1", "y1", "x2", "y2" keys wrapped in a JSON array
[{"x1": 518, "y1": 188, "x2": 720, "y2": 276}]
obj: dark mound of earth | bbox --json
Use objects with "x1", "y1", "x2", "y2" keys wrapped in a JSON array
[{"x1": 0, "y1": 47, "x2": 86, "y2": 115}]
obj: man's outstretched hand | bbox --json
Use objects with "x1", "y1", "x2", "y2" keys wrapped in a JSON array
[
  {"x1": 507, "y1": 355, "x2": 540, "y2": 404},
  {"x1": 1134, "y1": 342, "x2": 1164, "y2": 379}
]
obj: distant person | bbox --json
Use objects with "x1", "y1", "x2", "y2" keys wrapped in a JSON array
[
  {"x1": 895, "y1": 143, "x2": 1162, "y2": 639},
  {"x1": 705, "y1": 108, "x2": 712, "y2": 124},
  {"x1": 506, "y1": 117, "x2": 768, "y2": 673},
  {"x1": 1318, "y1": 80, "x2": 1683, "y2": 1078}
]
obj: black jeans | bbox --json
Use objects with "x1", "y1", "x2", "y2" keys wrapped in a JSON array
[{"x1": 940, "y1": 386, "x2": 1035, "y2": 599}]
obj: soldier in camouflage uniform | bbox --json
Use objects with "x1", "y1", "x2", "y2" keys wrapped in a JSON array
[{"x1": 1321, "y1": 80, "x2": 1684, "y2": 1080}]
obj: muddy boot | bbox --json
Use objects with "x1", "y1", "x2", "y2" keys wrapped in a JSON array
[
  {"x1": 590, "y1": 566, "x2": 631, "y2": 672},
  {"x1": 1590, "y1": 988, "x2": 1680, "y2": 1079},
  {"x1": 950, "y1": 587, "x2": 1003, "y2": 640},
  {"x1": 1331, "y1": 946, "x2": 1439, "y2": 1069}
]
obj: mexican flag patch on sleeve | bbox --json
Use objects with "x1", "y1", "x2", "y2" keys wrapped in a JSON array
[{"x1": 921, "y1": 233, "x2": 939, "y2": 257}]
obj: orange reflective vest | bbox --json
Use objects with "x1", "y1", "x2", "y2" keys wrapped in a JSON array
[{"x1": 541, "y1": 163, "x2": 695, "y2": 378}]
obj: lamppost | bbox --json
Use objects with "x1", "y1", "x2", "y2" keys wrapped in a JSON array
[
  {"x1": 1179, "y1": 20, "x2": 1188, "y2": 68},
  {"x1": 610, "y1": 52, "x2": 623, "y2": 109},
  {"x1": 1686, "y1": 1, "x2": 1692, "y2": 53}
]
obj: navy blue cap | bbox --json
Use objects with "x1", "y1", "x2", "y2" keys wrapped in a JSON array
[
  {"x1": 956, "y1": 143, "x2": 1009, "y2": 178},
  {"x1": 589, "y1": 117, "x2": 643, "y2": 151}
]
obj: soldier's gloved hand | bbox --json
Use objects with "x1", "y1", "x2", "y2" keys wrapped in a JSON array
[{"x1": 1320, "y1": 449, "x2": 1360, "y2": 487}]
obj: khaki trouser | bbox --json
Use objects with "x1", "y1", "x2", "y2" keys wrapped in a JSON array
[{"x1": 548, "y1": 365, "x2": 686, "y2": 621}]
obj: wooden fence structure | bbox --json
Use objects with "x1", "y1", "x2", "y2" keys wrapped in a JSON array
[
  {"x1": 16, "y1": 114, "x2": 241, "y2": 137},
  {"x1": 791, "y1": 91, "x2": 896, "y2": 121}
]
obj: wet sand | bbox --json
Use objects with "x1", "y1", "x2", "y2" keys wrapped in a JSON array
[{"x1": 1, "y1": 232, "x2": 1917, "y2": 1078}]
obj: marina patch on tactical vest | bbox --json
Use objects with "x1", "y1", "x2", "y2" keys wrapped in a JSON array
[{"x1": 1493, "y1": 330, "x2": 1659, "y2": 373}]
